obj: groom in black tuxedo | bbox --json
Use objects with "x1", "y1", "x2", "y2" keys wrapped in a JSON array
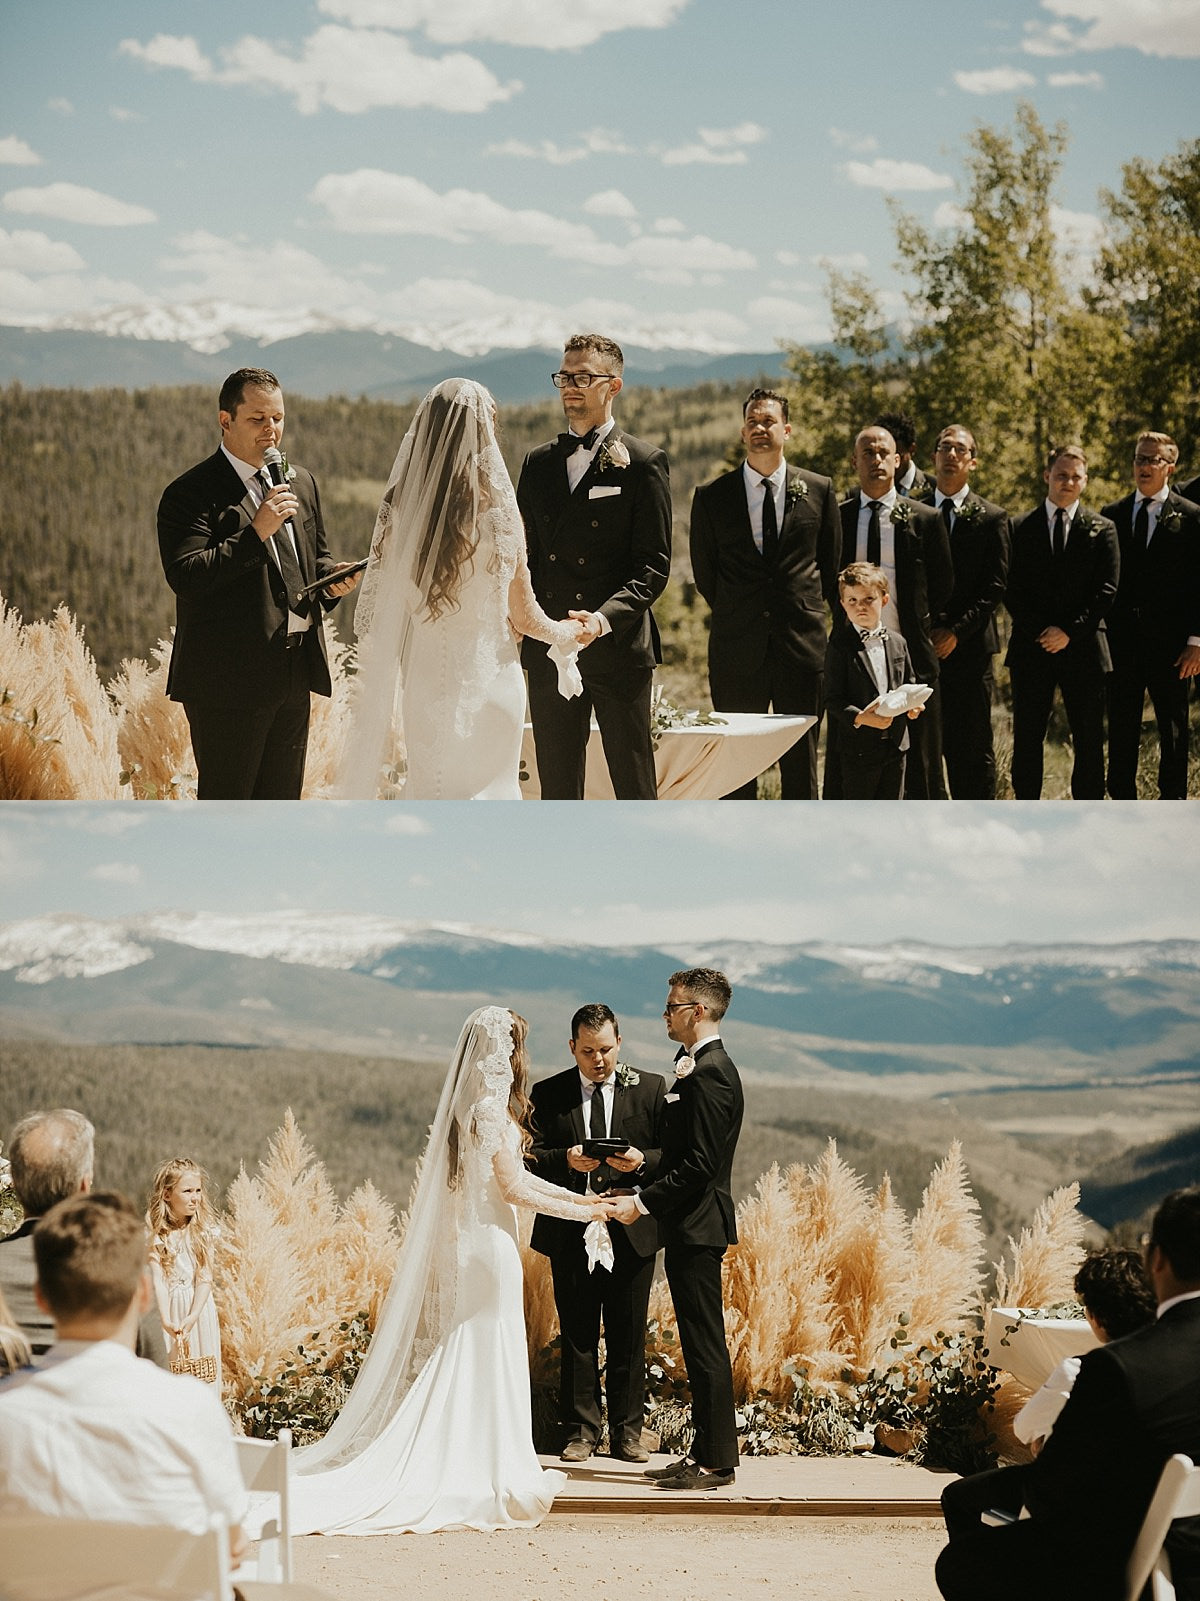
[
  {"x1": 157, "y1": 367, "x2": 361, "y2": 799},
  {"x1": 689, "y1": 389, "x2": 839, "y2": 798},
  {"x1": 517, "y1": 334, "x2": 672, "y2": 799},
  {"x1": 609, "y1": 968, "x2": 744, "y2": 1491},
  {"x1": 936, "y1": 1185, "x2": 1200, "y2": 1600},
  {"x1": 527, "y1": 1004, "x2": 666, "y2": 1463}
]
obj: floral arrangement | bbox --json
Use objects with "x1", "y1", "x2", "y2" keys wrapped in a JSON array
[{"x1": 649, "y1": 685, "x2": 726, "y2": 748}]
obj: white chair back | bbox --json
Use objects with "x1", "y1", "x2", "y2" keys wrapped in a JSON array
[
  {"x1": 0, "y1": 1515, "x2": 231, "y2": 1601},
  {"x1": 234, "y1": 1427, "x2": 293, "y2": 1582},
  {"x1": 1125, "y1": 1453, "x2": 1200, "y2": 1601}
]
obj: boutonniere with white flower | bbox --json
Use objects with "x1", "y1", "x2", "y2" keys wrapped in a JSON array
[
  {"x1": 955, "y1": 498, "x2": 981, "y2": 523},
  {"x1": 674, "y1": 1055, "x2": 696, "y2": 1079},
  {"x1": 614, "y1": 1062, "x2": 640, "y2": 1088},
  {"x1": 1159, "y1": 505, "x2": 1183, "y2": 535},
  {"x1": 597, "y1": 438, "x2": 630, "y2": 473},
  {"x1": 890, "y1": 498, "x2": 913, "y2": 527},
  {"x1": 1076, "y1": 513, "x2": 1097, "y2": 536},
  {"x1": 785, "y1": 476, "x2": 808, "y2": 507},
  {"x1": 278, "y1": 453, "x2": 297, "y2": 482}
]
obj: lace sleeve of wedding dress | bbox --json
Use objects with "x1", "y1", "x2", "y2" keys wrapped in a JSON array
[
  {"x1": 492, "y1": 1138, "x2": 596, "y2": 1221},
  {"x1": 506, "y1": 543, "x2": 581, "y2": 654}
]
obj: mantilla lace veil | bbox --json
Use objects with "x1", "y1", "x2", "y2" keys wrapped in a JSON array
[
  {"x1": 293, "y1": 1005, "x2": 517, "y2": 1475},
  {"x1": 336, "y1": 379, "x2": 538, "y2": 798}
]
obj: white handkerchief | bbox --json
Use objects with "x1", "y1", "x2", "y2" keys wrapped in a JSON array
[
  {"x1": 589, "y1": 485, "x2": 621, "y2": 499},
  {"x1": 547, "y1": 642, "x2": 584, "y2": 699},
  {"x1": 872, "y1": 682, "x2": 933, "y2": 716},
  {"x1": 665, "y1": 1092, "x2": 680, "y2": 1103},
  {"x1": 584, "y1": 1218, "x2": 615, "y2": 1274}
]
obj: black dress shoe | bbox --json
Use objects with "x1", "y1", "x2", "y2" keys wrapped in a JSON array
[
  {"x1": 654, "y1": 1462, "x2": 736, "y2": 1491},
  {"x1": 644, "y1": 1456, "x2": 692, "y2": 1480},
  {"x1": 611, "y1": 1437, "x2": 650, "y2": 1463},
  {"x1": 560, "y1": 1438, "x2": 594, "y2": 1462}
]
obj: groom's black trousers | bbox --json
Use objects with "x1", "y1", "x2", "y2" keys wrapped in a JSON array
[
  {"x1": 664, "y1": 1241, "x2": 738, "y2": 1471},
  {"x1": 526, "y1": 655, "x2": 657, "y2": 799},
  {"x1": 550, "y1": 1240, "x2": 655, "y2": 1446}
]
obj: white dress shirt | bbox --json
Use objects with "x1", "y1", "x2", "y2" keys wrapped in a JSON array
[
  {"x1": 1013, "y1": 1353, "x2": 1081, "y2": 1445},
  {"x1": 742, "y1": 460, "x2": 786, "y2": 555},
  {"x1": 934, "y1": 485, "x2": 970, "y2": 528},
  {"x1": 1043, "y1": 497, "x2": 1080, "y2": 551},
  {"x1": 579, "y1": 1073, "x2": 613, "y2": 1137},
  {"x1": 0, "y1": 1338, "x2": 248, "y2": 1532},
  {"x1": 563, "y1": 419, "x2": 614, "y2": 637},
  {"x1": 1132, "y1": 484, "x2": 1170, "y2": 547},
  {"x1": 221, "y1": 443, "x2": 312, "y2": 635},
  {"x1": 855, "y1": 490, "x2": 900, "y2": 634}
]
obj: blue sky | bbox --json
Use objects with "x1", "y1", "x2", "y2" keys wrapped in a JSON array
[
  {"x1": 2, "y1": 0, "x2": 1197, "y2": 358},
  {"x1": 0, "y1": 804, "x2": 1195, "y2": 948}
]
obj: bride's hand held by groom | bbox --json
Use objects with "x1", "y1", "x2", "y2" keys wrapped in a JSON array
[{"x1": 567, "y1": 609, "x2": 603, "y2": 648}]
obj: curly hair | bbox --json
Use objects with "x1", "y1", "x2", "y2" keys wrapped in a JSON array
[
  {"x1": 405, "y1": 387, "x2": 481, "y2": 620},
  {"x1": 145, "y1": 1158, "x2": 218, "y2": 1276},
  {"x1": 1074, "y1": 1247, "x2": 1156, "y2": 1340}
]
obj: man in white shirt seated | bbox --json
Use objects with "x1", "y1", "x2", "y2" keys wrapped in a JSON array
[{"x1": 0, "y1": 1191, "x2": 249, "y2": 1566}]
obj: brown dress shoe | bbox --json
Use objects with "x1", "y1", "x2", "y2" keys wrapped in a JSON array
[
  {"x1": 611, "y1": 1437, "x2": 650, "y2": 1463},
  {"x1": 560, "y1": 1438, "x2": 594, "y2": 1462}
]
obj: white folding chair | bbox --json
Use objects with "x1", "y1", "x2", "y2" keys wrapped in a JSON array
[
  {"x1": 235, "y1": 1428, "x2": 294, "y2": 1583},
  {"x1": 1125, "y1": 1454, "x2": 1200, "y2": 1601},
  {"x1": 1, "y1": 1514, "x2": 232, "y2": 1600}
]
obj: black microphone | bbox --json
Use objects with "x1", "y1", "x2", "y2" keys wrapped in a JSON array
[{"x1": 262, "y1": 446, "x2": 287, "y2": 487}]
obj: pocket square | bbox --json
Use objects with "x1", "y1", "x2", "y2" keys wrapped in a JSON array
[
  {"x1": 589, "y1": 485, "x2": 621, "y2": 499},
  {"x1": 665, "y1": 1092, "x2": 680, "y2": 1103}
]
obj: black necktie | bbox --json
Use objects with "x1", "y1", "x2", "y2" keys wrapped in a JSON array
[
  {"x1": 1052, "y1": 507, "x2": 1066, "y2": 561},
  {"x1": 557, "y1": 427, "x2": 598, "y2": 454},
  {"x1": 259, "y1": 473, "x2": 309, "y2": 617},
  {"x1": 589, "y1": 1084, "x2": 606, "y2": 1138},
  {"x1": 940, "y1": 499, "x2": 955, "y2": 536},
  {"x1": 1133, "y1": 499, "x2": 1150, "y2": 556},
  {"x1": 866, "y1": 500, "x2": 882, "y2": 566},
  {"x1": 760, "y1": 476, "x2": 779, "y2": 560}
]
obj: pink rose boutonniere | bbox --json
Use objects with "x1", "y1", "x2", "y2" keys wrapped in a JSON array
[{"x1": 674, "y1": 1055, "x2": 696, "y2": 1079}]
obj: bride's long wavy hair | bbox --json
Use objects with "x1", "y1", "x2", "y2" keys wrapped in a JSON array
[{"x1": 408, "y1": 387, "x2": 480, "y2": 620}]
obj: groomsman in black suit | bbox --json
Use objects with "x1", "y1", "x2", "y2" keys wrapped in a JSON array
[
  {"x1": 527, "y1": 1004, "x2": 666, "y2": 1464},
  {"x1": 1177, "y1": 472, "x2": 1200, "y2": 507},
  {"x1": 1103, "y1": 432, "x2": 1200, "y2": 799},
  {"x1": 517, "y1": 335, "x2": 672, "y2": 798},
  {"x1": 1005, "y1": 445, "x2": 1119, "y2": 799},
  {"x1": 923, "y1": 425, "x2": 1011, "y2": 799},
  {"x1": 157, "y1": 368, "x2": 361, "y2": 799},
  {"x1": 874, "y1": 412, "x2": 932, "y2": 499},
  {"x1": 689, "y1": 389, "x2": 839, "y2": 798},
  {"x1": 936, "y1": 1184, "x2": 1200, "y2": 1600},
  {"x1": 826, "y1": 425, "x2": 953, "y2": 798},
  {"x1": 609, "y1": 968, "x2": 744, "y2": 1492}
]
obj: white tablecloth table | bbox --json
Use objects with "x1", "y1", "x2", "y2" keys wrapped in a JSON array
[
  {"x1": 984, "y1": 1307, "x2": 1100, "y2": 1391},
  {"x1": 520, "y1": 712, "x2": 816, "y2": 800}
]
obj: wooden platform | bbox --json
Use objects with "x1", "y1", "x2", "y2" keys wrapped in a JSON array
[{"x1": 542, "y1": 1450, "x2": 953, "y2": 1517}]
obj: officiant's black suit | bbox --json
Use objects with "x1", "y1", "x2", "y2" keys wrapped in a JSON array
[
  {"x1": 1101, "y1": 488, "x2": 1200, "y2": 799},
  {"x1": 637, "y1": 1038, "x2": 744, "y2": 1473},
  {"x1": 689, "y1": 465, "x2": 839, "y2": 798},
  {"x1": 936, "y1": 1296, "x2": 1200, "y2": 1601},
  {"x1": 158, "y1": 449, "x2": 342, "y2": 798},
  {"x1": 527, "y1": 1067, "x2": 666, "y2": 1452},
  {"x1": 516, "y1": 428, "x2": 671, "y2": 798},
  {"x1": 1004, "y1": 503, "x2": 1119, "y2": 799}
]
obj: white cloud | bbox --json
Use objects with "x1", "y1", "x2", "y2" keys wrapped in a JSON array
[
  {"x1": 120, "y1": 27, "x2": 520, "y2": 115},
  {"x1": 829, "y1": 127, "x2": 879, "y2": 154},
  {"x1": 583, "y1": 189, "x2": 638, "y2": 219},
  {"x1": 1046, "y1": 69, "x2": 1106, "y2": 85},
  {"x1": 485, "y1": 129, "x2": 634, "y2": 164},
  {"x1": 1024, "y1": 0, "x2": 1200, "y2": 58},
  {"x1": 844, "y1": 159, "x2": 953, "y2": 192},
  {"x1": 88, "y1": 862, "x2": 143, "y2": 885},
  {"x1": 815, "y1": 251, "x2": 871, "y2": 271},
  {"x1": 653, "y1": 217, "x2": 686, "y2": 234},
  {"x1": 0, "y1": 137, "x2": 41, "y2": 166},
  {"x1": 932, "y1": 201, "x2": 972, "y2": 229},
  {"x1": 660, "y1": 122, "x2": 767, "y2": 166},
  {"x1": 47, "y1": 98, "x2": 74, "y2": 116},
  {"x1": 2, "y1": 183, "x2": 155, "y2": 226},
  {"x1": 0, "y1": 267, "x2": 149, "y2": 324},
  {"x1": 747, "y1": 296, "x2": 828, "y2": 344},
  {"x1": 954, "y1": 66, "x2": 1038, "y2": 93},
  {"x1": 0, "y1": 227, "x2": 86, "y2": 273},
  {"x1": 311, "y1": 169, "x2": 755, "y2": 275},
  {"x1": 316, "y1": 0, "x2": 690, "y2": 50},
  {"x1": 109, "y1": 107, "x2": 146, "y2": 123},
  {"x1": 381, "y1": 814, "x2": 432, "y2": 836}
]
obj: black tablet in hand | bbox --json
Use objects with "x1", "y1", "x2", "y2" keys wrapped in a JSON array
[
  {"x1": 296, "y1": 557, "x2": 369, "y2": 598},
  {"x1": 582, "y1": 1138, "x2": 630, "y2": 1159}
]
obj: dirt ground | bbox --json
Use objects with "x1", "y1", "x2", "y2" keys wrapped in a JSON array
[{"x1": 292, "y1": 1513, "x2": 948, "y2": 1601}]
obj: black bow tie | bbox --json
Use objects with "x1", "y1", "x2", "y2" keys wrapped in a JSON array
[
  {"x1": 557, "y1": 428, "x2": 598, "y2": 454},
  {"x1": 859, "y1": 626, "x2": 888, "y2": 641}
]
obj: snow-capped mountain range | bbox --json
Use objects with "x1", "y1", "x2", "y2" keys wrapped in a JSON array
[{"x1": 1, "y1": 914, "x2": 1197, "y2": 1093}]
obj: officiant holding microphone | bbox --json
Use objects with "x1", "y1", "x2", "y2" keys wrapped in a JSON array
[{"x1": 158, "y1": 367, "x2": 362, "y2": 799}]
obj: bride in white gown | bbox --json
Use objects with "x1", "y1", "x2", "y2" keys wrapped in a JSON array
[
  {"x1": 336, "y1": 380, "x2": 586, "y2": 799},
  {"x1": 290, "y1": 1007, "x2": 611, "y2": 1534}
]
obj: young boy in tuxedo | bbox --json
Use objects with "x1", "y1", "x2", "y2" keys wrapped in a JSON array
[{"x1": 824, "y1": 563, "x2": 925, "y2": 799}]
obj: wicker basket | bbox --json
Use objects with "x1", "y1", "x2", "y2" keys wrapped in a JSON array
[{"x1": 170, "y1": 1353, "x2": 217, "y2": 1384}]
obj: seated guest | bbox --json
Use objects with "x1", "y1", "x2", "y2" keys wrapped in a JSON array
[
  {"x1": 1102, "y1": 432, "x2": 1200, "y2": 800},
  {"x1": 936, "y1": 1186, "x2": 1200, "y2": 1601},
  {"x1": 0, "y1": 1109, "x2": 166, "y2": 1365},
  {"x1": 0, "y1": 1192, "x2": 249, "y2": 1567},
  {"x1": 942, "y1": 1247, "x2": 1157, "y2": 1539},
  {"x1": 1004, "y1": 445, "x2": 1119, "y2": 800},
  {"x1": 824, "y1": 563, "x2": 925, "y2": 799},
  {"x1": 0, "y1": 1284, "x2": 31, "y2": 1376}
]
